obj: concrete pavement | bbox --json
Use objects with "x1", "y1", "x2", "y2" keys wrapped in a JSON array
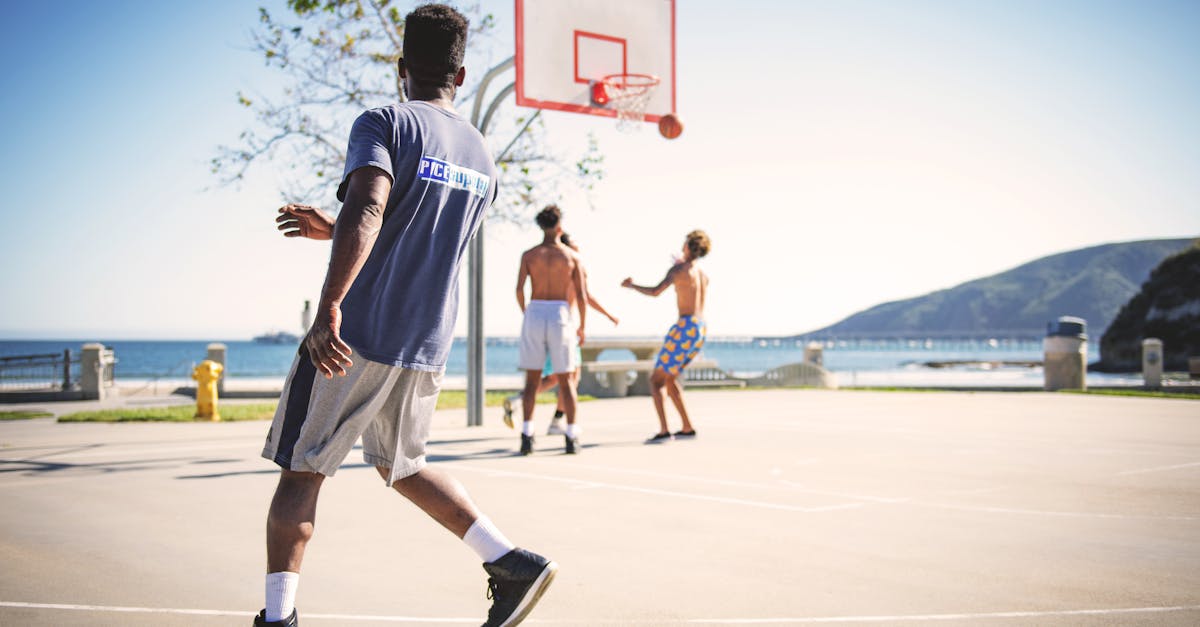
[{"x1": 1, "y1": 389, "x2": 1198, "y2": 626}]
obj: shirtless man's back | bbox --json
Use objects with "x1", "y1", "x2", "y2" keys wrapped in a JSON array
[
  {"x1": 622, "y1": 230, "x2": 712, "y2": 441},
  {"x1": 519, "y1": 242, "x2": 581, "y2": 304},
  {"x1": 669, "y1": 256, "x2": 708, "y2": 320}
]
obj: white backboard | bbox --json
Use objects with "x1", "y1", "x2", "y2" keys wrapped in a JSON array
[{"x1": 515, "y1": 0, "x2": 676, "y2": 123}]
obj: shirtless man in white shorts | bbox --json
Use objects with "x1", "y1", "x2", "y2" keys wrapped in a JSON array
[
  {"x1": 515, "y1": 205, "x2": 587, "y2": 455},
  {"x1": 503, "y1": 231, "x2": 619, "y2": 435}
]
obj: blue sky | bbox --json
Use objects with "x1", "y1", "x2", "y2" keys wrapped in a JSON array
[{"x1": 1, "y1": 0, "x2": 1197, "y2": 340}]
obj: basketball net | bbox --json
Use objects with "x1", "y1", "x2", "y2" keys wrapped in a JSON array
[{"x1": 602, "y1": 73, "x2": 661, "y2": 132}]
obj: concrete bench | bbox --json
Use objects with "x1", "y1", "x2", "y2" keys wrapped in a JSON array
[{"x1": 579, "y1": 358, "x2": 720, "y2": 398}]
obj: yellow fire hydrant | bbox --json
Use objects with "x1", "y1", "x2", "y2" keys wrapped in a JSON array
[{"x1": 192, "y1": 360, "x2": 224, "y2": 421}]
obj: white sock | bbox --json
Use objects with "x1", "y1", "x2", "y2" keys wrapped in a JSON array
[
  {"x1": 522, "y1": 421, "x2": 534, "y2": 436},
  {"x1": 463, "y1": 516, "x2": 515, "y2": 563},
  {"x1": 265, "y1": 571, "x2": 299, "y2": 622},
  {"x1": 566, "y1": 423, "x2": 579, "y2": 439}
]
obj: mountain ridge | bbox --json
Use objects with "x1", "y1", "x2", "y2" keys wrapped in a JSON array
[
  {"x1": 781, "y1": 238, "x2": 1195, "y2": 339},
  {"x1": 1097, "y1": 242, "x2": 1200, "y2": 371}
]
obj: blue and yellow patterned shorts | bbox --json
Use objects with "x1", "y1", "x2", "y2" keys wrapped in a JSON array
[{"x1": 655, "y1": 315, "x2": 706, "y2": 376}]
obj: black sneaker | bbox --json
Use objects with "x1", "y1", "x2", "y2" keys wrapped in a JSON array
[
  {"x1": 673, "y1": 429, "x2": 697, "y2": 438},
  {"x1": 482, "y1": 548, "x2": 558, "y2": 627},
  {"x1": 519, "y1": 434, "x2": 534, "y2": 456},
  {"x1": 645, "y1": 432, "x2": 672, "y2": 443},
  {"x1": 564, "y1": 435, "x2": 578, "y2": 454},
  {"x1": 253, "y1": 609, "x2": 298, "y2": 626}
]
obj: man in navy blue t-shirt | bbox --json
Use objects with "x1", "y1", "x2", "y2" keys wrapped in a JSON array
[{"x1": 258, "y1": 6, "x2": 556, "y2": 626}]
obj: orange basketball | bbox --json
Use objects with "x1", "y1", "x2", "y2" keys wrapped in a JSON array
[{"x1": 658, "y1": 113, "x2": 683, "y2": 139}]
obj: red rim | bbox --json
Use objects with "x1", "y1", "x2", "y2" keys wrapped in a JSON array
[{"x1": 601, "y1": 72, "x2": 661, "y2": 95}]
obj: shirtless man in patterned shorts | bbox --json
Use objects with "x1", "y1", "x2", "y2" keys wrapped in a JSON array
[{"x1": 621, "y1": 230, "x2": 711, "y2": 442}]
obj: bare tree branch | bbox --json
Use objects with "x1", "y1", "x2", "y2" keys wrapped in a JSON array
[{"x1": 214, "y1": 1, "x2": 603, "y2": 218}]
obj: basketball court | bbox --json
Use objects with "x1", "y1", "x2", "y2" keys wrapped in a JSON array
[
  {"x1": 2, "y1": 389, "x2": 1198, "y2": 625},
  {"x1": 3, "y1": 2, "x2": 1195, "y2": 626}
]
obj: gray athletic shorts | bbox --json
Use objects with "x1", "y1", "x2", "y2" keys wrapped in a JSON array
[
  {"x1": 261, "y1": 346, "x2": 443, "y2": 486},
  {"x1": 519, "y1": 300, "x2": 577, "y2": 374}
]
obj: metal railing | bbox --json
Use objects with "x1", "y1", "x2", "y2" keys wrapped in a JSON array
[
  {"x1": 683, "y1": 364, "x2": 748, "y2": 388},
  {"x1": 0, "y1": 350, "x2": 74, "y2": 391},
  {"x1": 0, "y1": 348, "x2": 117, "y2": 392},
  {"x1": 101, "y1": 349, "x2": 116, "y2": 387}
]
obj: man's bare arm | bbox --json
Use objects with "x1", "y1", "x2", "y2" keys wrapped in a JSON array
[
  {"x1": 515, "y1": 254, "x2": 529, "y2": 313},
  {"x1": 587, "y1": 292, "x2": 619, "y2": 326},
  {"x1": 307, "y1": 166, "x2": 391, "y2": 378},
  {"x1": 621, "y1": 266, "x2": 677, "y2": 297},
  {"x1": 572, "y1": 258, "x2": 588, "y2": 344}
]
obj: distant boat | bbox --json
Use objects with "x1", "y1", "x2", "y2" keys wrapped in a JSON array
[
  {"x1": 255, "y1": 301, "x2": 311, "y2": 345},
  {"x1": 254, "y1": 331, "x2": 301, "y2": 345}
]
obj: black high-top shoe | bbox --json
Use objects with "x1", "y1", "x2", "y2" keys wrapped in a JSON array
[{"x1": 481, "y1": 548, "x2": 558, "y2": 626}]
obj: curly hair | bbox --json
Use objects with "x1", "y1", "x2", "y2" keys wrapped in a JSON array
[
  {"x1": 403, "y1": 4, "x2": 469, "y2": 88},
  {"x1": 535, "y1": 204, "x2": 562, "y2": 230},
  {"x1": 685, "y1": 230, "x2": 711, "y2": 259}
]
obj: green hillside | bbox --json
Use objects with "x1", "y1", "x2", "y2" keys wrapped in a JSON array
[
  {"x1": 797, "y1": 238, "x2": 1195, "y2": 338},
  {"x1": 1097, "y1": 242, "x2": 1200, "y2": 372}
]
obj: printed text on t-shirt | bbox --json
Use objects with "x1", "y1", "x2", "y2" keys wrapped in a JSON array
[{"x1": 418, "y1": 155, "x2": 490, "y2": 198}]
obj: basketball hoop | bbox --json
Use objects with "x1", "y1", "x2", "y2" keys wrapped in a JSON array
[{"x1": 599, "y1": 73, "x2": 661, "y2": 131}]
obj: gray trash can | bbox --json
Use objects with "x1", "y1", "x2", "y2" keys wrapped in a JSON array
[
  {"x1": 1142, "y1": 338, "x2": 1163, "y2": 389},
  {"x1": 1044, "y1": 317, "x2": 1087, "y2": 391}
]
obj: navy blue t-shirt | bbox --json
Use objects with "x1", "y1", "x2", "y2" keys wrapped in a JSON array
[{"x1": 335, "y1": 101, "x2": 496, "y2": 371}]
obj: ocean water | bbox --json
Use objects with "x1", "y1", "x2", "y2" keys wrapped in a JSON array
[{"x1": 0, "y1": 337, "x2": 1144, "y2": 387}]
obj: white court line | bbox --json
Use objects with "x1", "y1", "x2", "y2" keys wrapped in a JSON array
[
  {"x1": 912, "y1": 501, "x2": 1200, "y2": 522},
  {"x1": 730, "y1": 422, "x2": 1190, "y2": 458},
  {"x1": 457, "y1": 462, "x2": 1200, "y2": 521},
  {"x1": 512, "y1": 458, "x2": 896, "y2": 503},
  {"x1": 486, "y1": 460, "x2": 1200, "y2": 521},
  {"x1": 3, "y1": 601, "x2": 1199, "y2": 624},
  {"x1": 0, "y1": 602, "x2": 476, "y2": 623},
  {"x1": 452, "y1": 464, "x2": 865, "y2": 513},
  {"x1": 684, "y1": 605, "x2": 1200, "y2": 623},
  {"x1": 1116, "y1": 461, "x2": 1200, "y2": 476},
  {"x1": 505, "y1": 458, "x2": 778, "y2": 489}
]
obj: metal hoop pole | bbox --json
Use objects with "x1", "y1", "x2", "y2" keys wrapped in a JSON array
[
  {"x1": 465, "y1": 56, "x2": 516, "y2": 428},
  {"x1": 471, "y1": 57, "x2": 514, "y2": 127},
  {"x1": 480, "y1": 83, "x2": 516, "y2": 136}
]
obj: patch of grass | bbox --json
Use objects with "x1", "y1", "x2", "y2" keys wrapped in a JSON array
[
  {"x1": 53, "y1": 391, "x2": 600, "y2": 423},
  {"x1": 1061, "y1": 389, "x2": 1200, "y2": 400},
  {"x1": 841, "y1": 387, "x2": 977, "y2": 393},
  {"x1": 0, "y1": 410, "x2": 53, "y2": 421},
  {"x1": 58, "y1": 403, "x2": 279, "y2": 423}
]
